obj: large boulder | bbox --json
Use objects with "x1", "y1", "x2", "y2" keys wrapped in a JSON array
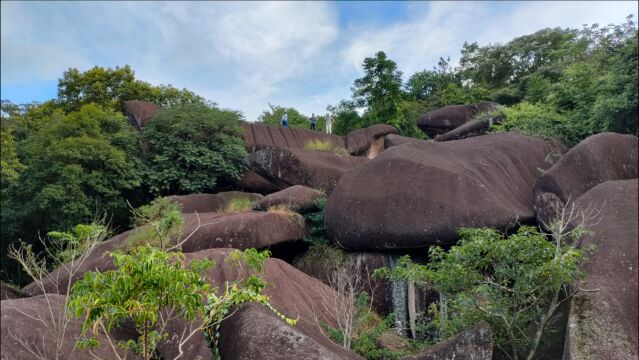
[
  {"x1": 22, "y1": 211, "x2": 306, "y2": 296},
  {"x1": 168, "y1": 191, "x2": 263, "y2": 213},
  {"x1": 564, "y1": 179, "x2": 638, "y2": 359},
  {"x1": 242, "y1": 122, "x2": 345, "y2": 152},
  {"x1": 345, "y1": 124, "x2": 399, "y2": 158},
  {"x1": 534, "y1": 133, "x2": 638, "y2": 228},
  {"x1": 156, "y1": 248, "x2": 363, "y2": 360},
  {"x1": 234, "y1": 169, "x2": 284, "y2": 194},
  {"x1": 326, "y1": 132, "x2": 563, "y2": 250},
  {"x1": 1, "y1": 294, "x2": 135, "y2": 359},
  {"x1": 250, "y1": 148, "x2": 367, "y2": 194},
  {"x1": 253, "y1": 185, "x2": 324, "y2": 213},
  {"x1": 122, "y1": 100, "x2": 160, "y2": 130},
  {"x1": 402, "y1": 321, "x2": 492, "y2": 360},
  {"x1": 435, "y1": 115, "x2": 504, "y2": 142},
  {"x1": 417, "y1": 102, "x2": 497, "y2": 137},
  {"x1": 384, "y1": 134, "x2": 426, "y2": 149}
]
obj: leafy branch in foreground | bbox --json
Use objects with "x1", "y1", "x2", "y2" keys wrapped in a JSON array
[{"x1": 375, "y1": 202, "x2": 600, "y2": 360}]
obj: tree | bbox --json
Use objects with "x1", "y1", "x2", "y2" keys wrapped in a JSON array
[
  {"x1": 326, "y1": 100, "x2": 363, "y2": 135},
  {"x1": 257, "y1": 103, "x2": 326, "y2": 131},
  {"x1": 375, "y1": 202, "x2": 600, "y2": 360},
  {"x1": 140, "y1": 102, "x2": 247, "y2": 196},
  {"x1": 57, "y1": 65, "x2": 206, "y2": 113},
  {"x1": 352, "y1": 51, "x2": 403, "y2": 125},
  {"x1": 2, "y1": 104, "x2": 140, "y2": 277}
]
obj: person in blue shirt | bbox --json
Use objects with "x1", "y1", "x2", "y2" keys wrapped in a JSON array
[
  {"x1": 281, "y1": 112, "x2": 288, "y2": 128},
  {"x1": 309, "y1": 113, "x2": 317, "y2": 130}
]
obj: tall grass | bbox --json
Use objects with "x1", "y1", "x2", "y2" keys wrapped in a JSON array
[
  {"x1": 219, "y1": 197, "x2": 254, "y2": 213},
  {"x1": 304, "y1": 139, "x2": 349, "y2": 157}
]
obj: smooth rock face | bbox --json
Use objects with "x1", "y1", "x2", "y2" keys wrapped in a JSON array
[
  {"x1": 384, "y1": 134, "x2": 425, "y2": 149},
  {"x1": 402, "y1": 321, "x2": 492, "y2": 360},
  {"x1": 417, "y1": 102, "x2": 497, "y2": 137},
  {"x1": 534, "y1": 133, "x2": 638, "y2": 228},
  {"x1": 122, "y1": 100, "x2": 160, "y2": 130},
  {"x1": 345, "y1": 124, "x2": 399, "y2": 157},
  {"x1": 22, "y1": 211, "x2": 306, "y2": 296},
  {"x1": 168, "y1": 191, "x2": 263, "y2": 213},
  {"x1": 1, "y1": 295, "x2": 134, "y2": 360},
  {"x1": 435, "y1": 116, "x2": 504, "y2": 142},
  {"x1": 250, "y1": 148, "x2": 367, "y2": 194},
  {"x1": 157, "y1": 248, "x2": 363, "y2": 360},
  {"x1": 242, "y1": 122, "x2": 345, "y2": 152},
  {"x1": 253, "y1": 185, "x2": 324, "y2": 213},
  {"x1": 564, "y1": 179, "x2": 638, "y2": 360},
  {"x1": 235, "y1": 169, "x2": 284, "y2": 194},
  {"x1": 326, "y1": 132, "x2": 563, "y2": 250}
]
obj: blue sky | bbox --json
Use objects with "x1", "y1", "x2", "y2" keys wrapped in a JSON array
[{"x1": 2, "y1": 1, "x2": 637, "y2": 121}]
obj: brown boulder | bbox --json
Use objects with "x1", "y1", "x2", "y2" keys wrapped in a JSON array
[
  {"x1": 326, "y1": 132, "x2": 563, "y2": 250},
  {"x1": 534, "y1": 132, "x2": 638, "y2": 228},
  {"x1": 122, "y1": 100, "x2": 160, "y2": 130},
  {"x1": 157, "y1": 248, "x2": 363, "y2": 360},
  {"x1": 242, "y1": 122, "x2": 345, "y2": 152},
  {"x1": 250, "y1": 148, "x2": 367, "y2": 194},
  {"x1": 235, "y1": 169, "x2": 284, "y2": 194},
  {"x1": 417, "y1": 102, "x2": 497, "y2": 137},
  {"x1": 564, "y1": 179, "x2": 638, "y2": 360},
  {"x1": 345, "y1": 124, "x2": 398, "y2": 157},
  {"x1": 253, "y1": 185, "x2": 324, "y2": 213},
  {"x1": 1, "y1": 294, "x2": 135, "y2": 360},
  {"x1": 402, "y1": 321, "x2": 492, "y2": 360},
  {"x1": 384, "y1": 134, "x2": 425, "y2": 149},
  {"x1": 435, "y1": 115, "x2": 504, "y2": 142},
  {"x1": 167, "y1": 191, "x2": 263, "y2": 213}
]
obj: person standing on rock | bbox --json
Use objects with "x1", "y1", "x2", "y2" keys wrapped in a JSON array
[
  {"x1": 325, "y1": 113, "x2": 333, "y2": 134},
  {"x1": 309, "y1": 113, "x2": 317, "y2": 130},
  {"x1": 281, "y1": 112, "x2": 288, "y2": 128}
]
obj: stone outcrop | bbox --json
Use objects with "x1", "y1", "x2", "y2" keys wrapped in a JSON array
[
  {"x1": 384, "y1": 134, "x2": 425, "y2": 149},
  {"x1": 326, "y1": 132, "x2": 563, "y2": 250},
  {"x1": 564, "y1": 179, "x2": 638, "y2": 360},
  {"x1": 435, "y1": 115, "x2": 504, "y2": 142},
  {"x1": 122, "y1": 100, "x2": 160, "y2": 130},
  {"x1": 402, "y1": 321, "x2": 492, "y2": 360},
  {"x1": 1, "y1": 294, "x2": 135, "y2": 359},
  {"x1": 242, "y1": 122, "x2": 345, "y2": 152},
  {"x1": 534, "y1": 132, "x2": 638, "y2": 228},
  {"x1": 417, "y1": 102, "x2": 497, "y2": 138},
  {"x1": 250, "y1": 148, "x2": 367, "y2": 194},
  {"x1": 253, "y1": 185, "x2": 324, "y2": 213},
  {"x1": 345, "y1": 124, "x2": 398, "y2": 158},
  {"x1": 167, "y1": 191, "x2": 263, "y2": 213}
]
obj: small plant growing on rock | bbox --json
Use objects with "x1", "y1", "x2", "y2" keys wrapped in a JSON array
[
  {"x1": 219, "y1": 196, "x2": 254, "y2": 213},
  {"x1": 304, "y1": 139, "x2": 349, "y2": 157}
]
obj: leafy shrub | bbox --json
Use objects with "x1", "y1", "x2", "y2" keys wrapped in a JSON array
[
  {"x1": 219, "y1": 197, "x2": 254, "y2": 213},
  {"x1": 303, "y1": 195, "x2": 327, "y2": 244},
  {"x1": 127, "y1": 197, "x2": 183, "y2": 250},
  {"x1": 492, "y1": 102, "x2": 575, "y2": 144},
  {"x1": 140, "y1": 103, "x2": 247, "y2": 196},
  {"x1": 304, "y1": 139, "x2": 349, "y2": 157}
]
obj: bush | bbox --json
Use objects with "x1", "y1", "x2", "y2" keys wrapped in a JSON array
[
  {"x1": 140, "y1": 103, "x2": 247, "y2": 196},
  {"x1": 303, "y1": 195, "x2": 327, "y2": 244},
  {"x1": 492, "y1": 102, "x2": 575, "y2": 144},
  {"x1": 304, "y1": 139, "x2": 349, "y2": 156},
  {"x1": 266, "y1": 205, "x2": 301, "y2": 218}
]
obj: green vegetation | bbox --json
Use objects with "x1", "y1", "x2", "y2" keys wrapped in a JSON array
[
  {"x1": 140, "y1": 102, "x2": 247, "y2": 196},
  {"x1": 302, "y1": 195, "x2": 327, "y2": 244},
  {"x1": 129, "y1": 197, "x2": 183, "y2": 250},
  {"x1": 219, "y1": 196, "x2": 254, "y2": 213},
  {"x1": 375, "y1": 222, "x2": 593, "y2": 360},
  {"x1": 303, "y1": 139, "x2": 349, "y2": 156}
]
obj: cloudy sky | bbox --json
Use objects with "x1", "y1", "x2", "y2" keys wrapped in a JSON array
[{"x1": 1, "y1": 1, "x2": 637, "y2": 121}]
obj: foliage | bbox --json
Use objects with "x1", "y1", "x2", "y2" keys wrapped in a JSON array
[
  {"x1": 266, "y1": 205, "x2": 301, "y2": 218},
  {"x1": 130, "y1": 197, "x2": 183, "y2": 250},
  {"x1": 57, "y1": 65, "x2": 206, "y2": 113},
  {"x1": 303, "y1": 139, "x2": 349, "y2": 156},
  {"x1": 47, "y1": 223, "x2": 110, "y2": 263},
  {"x1": 492, "y1": 102, "x2": 575, "y2": 144},
  {"x1": 68, "y1": 245, "x2": 214, "y2": 360},
  {"x1": 140, "y1": 102, "x2": 247, "y2": 196},
  {"x1": 257, "y1": 104, "x2": 326, "y2": 130},
  {"x1": 326, "y1": 100, "x2": 363, "y2": 135},
  {"x1": 1, "y1": 104, "x2": 140, "y2": 278},
  {"x1": 0, "y1": 127, "x2": 25, "y2": 189},
  {"x1": 219, "y1": 196, "x2": 254, "y2": 213},
  {"x1": 302, "y1": 195, "x2": 327, "y2": 244},
  {"x1": 293, "y1": 243, "x2": 347, "y2": 281},
  {"x1": 375, "y1": 223, "x2": 593, "y2": 360}
]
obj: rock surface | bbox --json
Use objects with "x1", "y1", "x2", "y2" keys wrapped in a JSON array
[
  {"x1": 242, "y1": 122, "x2": 345, "y2": 152},
  {"x1": 534, "y1": 132, "x2": 638, "y2": 228},
  {"x1": 122, "y1": 100, "x2": 160, "y2": 130},
  {"x1": 384, "y1": 134, "x2": 425, "y2": 149},
  {"x1": 168, "y1": 191, "x2": 263, "y2": 213},
  {"x1": 564, "y1": 179, "x2": 638, "y2": 360},
  {"x1": 345, "y1": 124, "x2": 398, "y2": 157},
  {"x1": 435, "y1": 115, "x2": 504, "y2": 142},
  {"x1": 402, "y1": 321, "x2": 492, "y2": 360},
  {"x1": 157, "y1": 248, "x2": 363, "y2": 360},
  {"x1": 253, "y1": 185, "x2": 324, "y2": 213},
  {"x1": 417, "y1": 102, "x2": 497, "y2": 137},
  {"x1": 250, "y1": 148, "x2": 367, "y2": 194},
  {"x1": 326, "y1": 132, "x2": 563, "y2": 250},
  {"x1": 1, "y1": 294, "x2": 135, "y2": 359},
  {"x1": 0, "y1": 282, "x2": 20, "y2": 300}
]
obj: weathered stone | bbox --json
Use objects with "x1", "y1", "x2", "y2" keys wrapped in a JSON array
[
  {"x1": 122, "y1": 100, "x2": 160, "y2": 130},
  {"x1": 326, "y1": 132, "x2": 563, "y2": 250},
  {"x1": 402, "y1": 321, "x2": 492, "y2": 360},
  {"x1": 242, "y1": 122, "x2": 345, "y2": 152},
  {"x1": 167, "y1": 191, "x2": 263, "y2": 213},
  {"x1": 253, "y1": 185, "x2": 324, "y2": 213},
  {"x1": 384, "y1": 134, "x2": 425, "y2": 149},
  {"x1": 417, "y1": 102, "x2": 497, "y2": 138},
  {"x1": 564, "y1": 179, "x2": 638, "y2": 360},
  {"x1": 534, "y1": 132, "x2": 637, "y2": 228},
  {"x1": 345, "y1": 124, "x2": 399, "y2": 157},
  {"x1": 435, "y1": 115, "x2": 504, "y2": 142}
]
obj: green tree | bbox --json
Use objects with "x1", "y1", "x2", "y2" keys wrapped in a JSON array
[
  {"x1": 326, "y1": 100, "x2": 363, "y2": 135},
  {"x1": 0, "y1": 127, "x2": 25, "y2": 190},
  {"x1": 57, "y1": 65, "x2": 206, "y2": 113},
  {"x1": 352, "y1": 51, "x2": 403, "y2": 125},
  {"x1": 256, "y1": 104, "x2": 319, "y2": 129},
  {"x1": 140, "y1": 102, "x2": 247, "y2": 196}
]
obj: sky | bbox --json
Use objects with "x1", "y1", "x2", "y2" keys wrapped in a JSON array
[{"x1": 1, "y1": 1, "x2": 637, "y2": 121}]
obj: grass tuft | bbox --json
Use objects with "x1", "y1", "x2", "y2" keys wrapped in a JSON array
[
  {"x1": 304, "y1": 139, "x2": 349, "y2": 157},
  {"x1": 219, "y1": 197, "x2": 254, "y2": 213}
]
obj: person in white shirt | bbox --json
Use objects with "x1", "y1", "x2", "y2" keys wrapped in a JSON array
[
  {"x1": 281, "y1": 112, "x2": 288, "y2": 128},
  {"x1": 325, "y1": 113, "x2": 333, "y2": 134}
]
